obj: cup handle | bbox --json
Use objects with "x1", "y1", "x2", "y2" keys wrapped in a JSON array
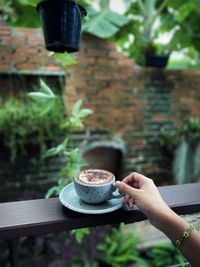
[{"x1": 107, "y1": 184, "x2": 124, "y2": 200}]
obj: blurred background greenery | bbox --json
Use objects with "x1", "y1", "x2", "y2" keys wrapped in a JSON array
[{"x1": 1, "y1": 0, "x2": 200, "y2": 68}]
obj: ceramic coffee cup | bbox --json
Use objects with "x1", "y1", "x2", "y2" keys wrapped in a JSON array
[{"x1": 73, "y1": 169, "x2": 123, "y2": 204}]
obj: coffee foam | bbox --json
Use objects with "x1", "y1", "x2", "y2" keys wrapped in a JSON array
[{"x1": 77, "y1": 169, "x2": 114, "y2": 185}]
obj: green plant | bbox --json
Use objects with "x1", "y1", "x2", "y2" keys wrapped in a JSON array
[
  {"x1": 29, "y1": 80, "x2": 94, "y2": 264},
  {"x1": 82, "y1": 0, "x2": 128, "y2": 39},
  {"x1": 162, "y1": 118, "x2": 200, "y2": 184},
  {"x1": 1, "y1": 0, "x2": 90, "y2": 27},
  {"x1": 147, "y1": 242, "x2": 189, "y2": 267},
  {"x1": 0, "y1": 91, "x2": 65, "y2": 162},
  {"x1": 0, "y1": 0, "x2": 15, "y2": 24},
  {"x1": 71, "y1": 227, "x2": 91, "y2": 244},
  {"x1": 50, "y1": 52, "x2": 77, "y2": 68},
  {"x1": 97, "y1": 224, "x2": 148, "y2": 267},
  {"x1": 29, "y1": 80, "x2": 93, "y2": 197},
  {"x1": 115, "y1": 0, "x2": 200, "y2": 66}
]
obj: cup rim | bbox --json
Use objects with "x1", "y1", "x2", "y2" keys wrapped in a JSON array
[{"x1": 74, "y1": 169, "x2": 115, "y2": 187}]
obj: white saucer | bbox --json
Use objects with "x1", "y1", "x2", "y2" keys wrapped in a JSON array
[{"x1": 59, "y1": 182, "x2": 124, "y2": 214}]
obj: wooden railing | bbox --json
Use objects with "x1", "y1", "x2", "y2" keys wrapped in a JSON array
[{"x1": 1, "y1": 183, "x2": 200, "y2": 240}]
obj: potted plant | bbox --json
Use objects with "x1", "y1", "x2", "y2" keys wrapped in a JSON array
[
  {"x1": 112, "y1": 0, "x2": 172, "y2": 67},
  {"x1": 114, "y1": 0, "x2": 200, "y2": 68},
  {"x1": 36, "y1": 0, "x2": 87, "y2": 53}
]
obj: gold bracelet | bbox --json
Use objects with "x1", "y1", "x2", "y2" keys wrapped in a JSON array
[{"x1": 174, "y1": 224, "x2": 195, "y2": 247}]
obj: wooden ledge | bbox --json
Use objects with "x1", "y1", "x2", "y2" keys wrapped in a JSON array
[{"x1": 0, "y1": 183, "x2": 200, "y2": 240}]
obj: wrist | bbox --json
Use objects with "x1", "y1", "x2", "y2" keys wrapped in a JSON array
[
  {"x1": 150, "y1": 204, "x2": 174, "y2": 230},
  {"x1": 151, "y1": 206, "x2": 190, "y2": 243}
]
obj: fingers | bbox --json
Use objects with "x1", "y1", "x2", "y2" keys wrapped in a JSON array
[
  {"x1": 128, "y1": 198, "x2": 134, "y2": 208},
  {"x1": 115, "y1": 181, "x2": 138, "y2": 198},
  {"x1": 116, "y1": 173, "x2": 147, "y2": 209},
  {"x1": 122, "y1": 172, "x2": 136, "y2": 185},
  {"x1": 123, "y1": 194, "x2": 134, "y2": 208},
  {"x1": 124, "y1": 193, "x2": 130, "y2": 204},
  {"x1": 122, "y1": 172, "x2": 150, "y2": 189}
]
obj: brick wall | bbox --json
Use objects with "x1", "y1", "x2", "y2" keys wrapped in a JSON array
[
  {"x1": 1, "y1": 27, "x2": 200, "y2": 186},
  {"x1": 0, "y1": 27, "x2": 63, "y2": 75},
  {"x1": 66, "y1": 35, "x2": 200, "y2": 184}
]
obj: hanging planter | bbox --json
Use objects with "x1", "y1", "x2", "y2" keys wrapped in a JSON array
[
  {"x1": 36, "y1": 0, "x2": 87, "y2": 53},
  {"x1": 145, "y1": 53, "x2": 170, "y2": 68}
]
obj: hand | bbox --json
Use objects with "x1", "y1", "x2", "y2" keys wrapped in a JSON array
[
  {"x1": 116, "y1": 172, "x2": 200, "y2": 267},
  {"x1": 115, "y1": 172, "x2": 172, "y2": 228}
]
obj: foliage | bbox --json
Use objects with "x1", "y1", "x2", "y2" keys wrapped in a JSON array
[
  {"x1": 178, "y1": 118, "x2": 200, "y2": 142},
  {"x1": 0, "y1": 0, "x2": 15, "y2": 24},
  {"x1": 1, "y1": 0, "x2": 91, "y2": 27},
  {"x1": 13, "y1": 225, "x2": 113, "y2": 267},
  {"x1": 147, "y1": 242, "x2": 189, "y2": 267},
  {"x1": 27, "y1": 0, "x2": 92, "y2": 7},
  {"x1": 71, "y1": 228, "x2": 91, "y2": 244},
  {"x1": 0, "y1": 91, "x2": 65, "y2": 162},
  {"x1": 50, "y1": 52, "x2": 77, "y2": 68},
  {"x1": 97, "y1": 224, "x2": 148, "y2": 267},
  {"x1": 29, "y1": 80, "x2": 93, "y2": 197},
  {"x1": 162, "y1": 118, "x2": 200, "y2": 184},
  {"x1": 1, "y1": 0, "x2": 40, "y2": 27},
  {"x1": 82, "y1": 0, "x2": 128, "y2": 38},
  {"x1": 114, "y1": 0, "x2": 200, "y2": 66}
]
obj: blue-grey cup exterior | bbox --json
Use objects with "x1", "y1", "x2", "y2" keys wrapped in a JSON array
[{"x1": 73, "y1": 170, "x2": 123, "y2": 204}]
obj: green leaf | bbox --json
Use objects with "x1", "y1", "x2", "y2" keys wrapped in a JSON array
[
  {"x1": 45, "y1": 186, "x2": 59, "y2": 198},
  {"x1": 175, "y1": 0, "x2": 196, "y2": 22},
  {"x1": 44, "y1": 145, "x2": 63, "y2": 157},
  {"x1": 52, "y1": 52, "x2": 77, "y2": 67},
  {"x1": 71, "y1": 228, "x2": 90, "y2": 244},
  {"x1": 72, "y1": 99, "x2": 83, "y2": 117},
  {"x1": 44, "y1": 139, "x2": 68, "y2": 158},
  {"x1": 63, "y1": 117, "x2": 84, "y2": 129},
  {"x1": 28, "y1": 92, "x2": 54, "y2": 102},
  {"x1": 28, "y1": 81, "x2": 57, "y2": 116},
  {"x1": 107, "y1": 241, "x2": 118, "y2": 254},
  {"x1": 40, "y1": 79, "x2": 55, "y2": 96},
  {"x1": 18, "y1": 0, "x2": 39, "y2": 7},
  {"x1": 39, "y1": 99, "x2": 56, "y2": 116},
  {"x1": 78, "y1": 109, "x2": 93, "y2": 118},
  {"x1": 96, "y1": 244, "x2": 107, "y2": 251},
  {"x1": 28, "y1": 0, "x2": 40, "y2": 6},
  {"x1": 83, "y1": 9, "x2": 128, "y2": 38},
  {"x1": 100, "y1": 0, "x2": 109, "y2": 9}
]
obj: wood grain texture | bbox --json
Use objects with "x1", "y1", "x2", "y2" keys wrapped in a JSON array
[{"x1": 0, "y1": 183, "x2": 200, "y2": 240}]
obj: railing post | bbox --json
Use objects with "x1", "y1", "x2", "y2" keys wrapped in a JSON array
[{"x1": 8, "y1": 239, "x2": 19, "y2": 267}]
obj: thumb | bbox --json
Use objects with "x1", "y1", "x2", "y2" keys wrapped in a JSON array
[{"x1": 115, "y1": 181, "x2": 139, "y2": 198}]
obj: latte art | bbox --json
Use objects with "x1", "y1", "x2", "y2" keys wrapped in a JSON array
[{"x1": 77, "y1": 169, "x2": 114, "y2": 185}]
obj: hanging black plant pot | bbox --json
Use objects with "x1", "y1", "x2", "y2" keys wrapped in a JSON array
[
  {"x1": 145, "y1": 53, "x2": 170, "y2": 68},
  {"x1": 36, "y1": 0, "x2": 87, "y2": 53}
]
